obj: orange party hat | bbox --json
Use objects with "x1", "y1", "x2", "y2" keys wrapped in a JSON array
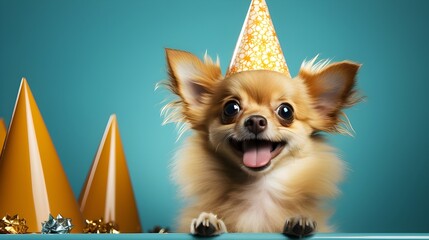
[
  {"x1": 0, "y1": 118, "x2": 6, "y2": 151},
  {"x1": 226, "y1": 0, "x2": 290, "y2": 77},
  {"x1": 79, "y1": 115, "x2": 141, "y2": 233},
  {"x1": 0, "y1": 78, "x2": 84, "y2": 233}
]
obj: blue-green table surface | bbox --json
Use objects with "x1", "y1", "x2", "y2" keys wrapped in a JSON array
[{"x1": 1, "y1": 233, "x2": 429, "y2": 240}]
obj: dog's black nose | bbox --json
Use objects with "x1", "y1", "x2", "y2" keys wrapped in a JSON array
[{"x1": 245, "y1": 115, "x2": 267, "y2": 134}]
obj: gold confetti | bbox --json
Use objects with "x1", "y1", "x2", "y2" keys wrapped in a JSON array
[
  {"x1": 0, "y1": 215, "x2": 28, "y2": 234},
  {"x1": 83, "y1": 218, "x2": 120, "y2": 234}
]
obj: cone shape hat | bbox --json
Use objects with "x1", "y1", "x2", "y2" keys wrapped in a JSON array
[
  {"x1": 226, "y1": 0, "x2": 290, "y2": 77},
  {"x1": 0, "y1": 118, "x2": 6, "y2": 151},
  {"x1": 79, "y1": 115, "x2": 141, "y2": 233},
  {"x1": 0, "y1": 78, "x2": 84, "y2": 233}
]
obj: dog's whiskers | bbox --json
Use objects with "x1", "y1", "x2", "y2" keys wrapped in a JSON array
[
  {"x1": 215, "y1": 142, "x2": 222, "y2": 153},
  {"x1": 212, "y1": 132, "x2": 234, "y2": 153}
]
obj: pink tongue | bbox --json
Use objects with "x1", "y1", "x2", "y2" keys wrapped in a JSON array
[{"x1": 243, "y1": 141, "x2": 272, "y2": 168}]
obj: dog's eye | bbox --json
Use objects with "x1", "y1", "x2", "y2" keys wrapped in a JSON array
[
  {"x1": 223, "y1": 100, "x2": 241, "y2": 117},
  {"x1": 276, "y1": 103, "x2": 294, "y2": 124},
  {"x1": 222, "y1": 100, "x2": 241, "y2": 124}
]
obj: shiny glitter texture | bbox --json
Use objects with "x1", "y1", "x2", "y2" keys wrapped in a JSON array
[
  {"x1": 83, "y1": 218, "x2": 119, "y2": 234},
  {"x1": 41, "y1": 214, "x2": 73, "y2": 234},
  {"x1": 0, "y1": 215, "x2": 28, "y2": 234}
]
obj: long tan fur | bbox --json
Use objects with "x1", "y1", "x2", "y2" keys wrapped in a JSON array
[{"x1": 163, "y1": 49, "x2": 361, "y2": 233}]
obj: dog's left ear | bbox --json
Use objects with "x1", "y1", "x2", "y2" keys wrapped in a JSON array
[
  {"x1": 299, "y1": 61, "x2": 361, "y2": 132},
  {"x1": 165, "y1": 49, "x2": 222, "y2": 129}
]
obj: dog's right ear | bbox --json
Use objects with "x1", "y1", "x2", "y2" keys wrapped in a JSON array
[{"x1": 165, "y1": 49, "x2": 222, "y2": 129}]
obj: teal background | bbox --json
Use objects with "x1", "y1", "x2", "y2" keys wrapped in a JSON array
[{"x1": 1, "y1": 0, "x2": 428, "y2": 233}]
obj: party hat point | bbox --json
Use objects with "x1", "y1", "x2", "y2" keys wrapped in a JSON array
[
  {"x1": 0, "y1": 78, "x2": 84, "y2": 233},
  {"x1": 79, "y1": 114, "x2": 142, "y2": 233},
  {"x1": 226, "y1": 0, "x2": 290, "y2": 77},
  {"x1": 0, "y1": 118, "x2": 6, "y2": 151}
]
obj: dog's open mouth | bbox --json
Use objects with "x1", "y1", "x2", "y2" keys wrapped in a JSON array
[{"x1": 229, "y1": 138, "x2": 286, "y2": 171}]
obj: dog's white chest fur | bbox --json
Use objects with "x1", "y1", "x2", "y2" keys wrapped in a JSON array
[{"x1": 234, "y1": 176, "x2": 284, "y2": 232}]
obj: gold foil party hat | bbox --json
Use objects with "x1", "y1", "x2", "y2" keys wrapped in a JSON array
[
  {"x1": 226, "y1": 0, "x2": 290, "y2": 77},
  {"x1": 0, "y1": 118, "x2": 6, "y2": 151},
  {"x1": 0, "y1": 78, "x2": 84, "y2": 233},
  {"x1": 79, "y1": 115, "x2": 142, "y2": 233}
]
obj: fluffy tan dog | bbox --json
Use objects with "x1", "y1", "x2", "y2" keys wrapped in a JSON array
[{"x1": 162, "y1": 48, "x2": 361, "y2": 237}]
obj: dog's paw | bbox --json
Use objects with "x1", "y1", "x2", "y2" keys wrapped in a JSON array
[
  {"x1": 190, "y1": 212, "x2": 227, "y2": 237},
  {"x1": 283, "y1": 217, "x2": 316, "y2": 238}
]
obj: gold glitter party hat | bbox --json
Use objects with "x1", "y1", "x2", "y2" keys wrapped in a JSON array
[
  {"x1": 0, "y1": 78, "x2": 84, "y2": 233},
  {"x1": 0, "y1": 118, "x2": 6, "y2": 151},
  {"x1": 226, "y1": 0, "x2": 290, "y2": 77},
  {"x1": 79, "y1": 115, "x2": 141, "y2": 233}
]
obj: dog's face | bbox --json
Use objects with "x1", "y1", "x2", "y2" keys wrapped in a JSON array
[
  {"x1": 165, "y1": 49, "x2": 360, "y2": 174},
  {"x1": 207, "y1": 70, "x2": 314, "y2": 173}
]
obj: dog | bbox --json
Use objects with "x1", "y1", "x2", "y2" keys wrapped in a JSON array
[{"x1": 161, "y1": 48, "x2": 361, "y2": 237}]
